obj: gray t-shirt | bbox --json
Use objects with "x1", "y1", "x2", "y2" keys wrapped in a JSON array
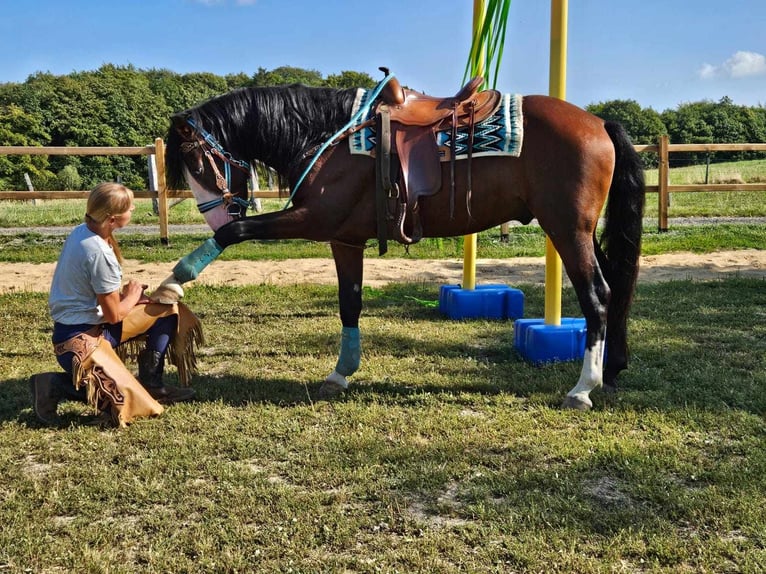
[{"x1": 48, "y1": 223, "x2": 122, "y2": 325}]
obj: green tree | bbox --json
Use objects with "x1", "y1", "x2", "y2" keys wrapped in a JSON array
[
  {"x1": 587, "y1": 99, "x2": 666, "y2": 167},
  {"x1": 325, "y1": 71, "x2": 376, "y2": 89},
  {"x1": 224, "y1": 72, "x2": 253, "y2": 91},
  {"x1": 662, "y1": 97, "x2": 765, "y2": 164},
  {"x1": 252, "y1": 66, "x2": 325, "y2": 87},
  {"x1": 587, "y1": 100, "x2": 666, "y2": 144},
  {"x1": 147, "y1": 69, "x2": 230, "y2": 115},
  {"x1": 0, "y1": 103, "x2": 53, "y2": 190},
  {"x1": 56, "y1": 165, "x2": 82, "y2": 190}
]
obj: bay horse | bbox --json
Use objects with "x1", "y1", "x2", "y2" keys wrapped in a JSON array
[{"x1": 158, "y1": 73, "x2": 645, "y2": 410}]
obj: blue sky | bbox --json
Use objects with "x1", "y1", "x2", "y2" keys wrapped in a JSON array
[{"x1": 1, "y1": 0, "x2": 764, "y2": 112}]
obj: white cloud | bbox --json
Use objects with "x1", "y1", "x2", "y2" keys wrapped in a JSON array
[
  {"x1": 699, "y1": 51, "x2": 766, "y2": 80},
  {"x1": 725, "y1": 51, "x2": 766, "y2": 77},
  {"x1": 698, "y1": 63, "x2": 717, "y2": 80}
]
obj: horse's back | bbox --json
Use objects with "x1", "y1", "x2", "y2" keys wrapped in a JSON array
[
  {"x1": 521, "y1": 95, "x2": 615, "y2": 193},
  {"x1": 521, "y1": 95, "x2": 612, "y2": 148}
]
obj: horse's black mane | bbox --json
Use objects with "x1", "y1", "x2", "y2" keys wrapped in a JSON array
[{"x1": 165, "y1": 84, "x2": 359, "y2": 190}]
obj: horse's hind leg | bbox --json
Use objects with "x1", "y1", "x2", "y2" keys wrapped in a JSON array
[
  {"x1": 317, "y1": 242, "x2": 365, "y2": 399},
  {"x1": 594, "y1": 242, "x2": 627, "y2": 391},
  {"x1": 558, "y1": 237, "x2": 611, "y2": 410}
]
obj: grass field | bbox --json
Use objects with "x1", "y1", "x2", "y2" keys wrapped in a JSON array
[
  {"x1": 0, "y1": 199, "x2": 765, "y2": 264},
  {"x1": 1, "y1": 279, "x2": 765, "y2": 572},
  {"x1": 0, "y1": 158, "x2": 764, "y2": 572},
  {"x1": 1, "y1": 158, "x2": 766, "y2": 228}
]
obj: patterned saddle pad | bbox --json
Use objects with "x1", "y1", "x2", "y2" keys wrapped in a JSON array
[{"x1": 348, "y1": 89, "x2": 524, "y2": 159}]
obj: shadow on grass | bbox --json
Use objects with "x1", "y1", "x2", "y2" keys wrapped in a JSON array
[
  {"x1": 0, "y1": 373, "x2": 320, "y2": 426},
  {"x1": 2, "y1": 278, "x2": 764, "y2": 427}
]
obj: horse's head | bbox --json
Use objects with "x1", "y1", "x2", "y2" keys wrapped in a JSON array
[{"x1": 168, "y1": 113, "x2": 252, "y2": 231}]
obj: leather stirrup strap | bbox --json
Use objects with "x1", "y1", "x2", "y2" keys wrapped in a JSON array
[
  {"x1": 449, "y1": 103, "x2": 457, "y2": 219},
  {"x1": 375, "y1": 107, "x2": 392, "y2": 256},
  {"x1": 466, "y1": 101, "x2": 476, "y2": 218}
]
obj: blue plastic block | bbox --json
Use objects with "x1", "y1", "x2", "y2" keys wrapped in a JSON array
[
  {"x1": 438, "y1": 284, "x2": 461, "y2": 314},
  {"x1": 439, "y1": 284, "x2": 525, "y2": 320},
  {"x1": 504, "y1": 288, "x2": 525, "y2": 319},
  {"x1": 513, "y1": 317, "x2": 587, "y2": 364}
]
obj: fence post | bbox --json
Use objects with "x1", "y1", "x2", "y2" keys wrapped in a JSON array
[
  {"x1": 147, "y1": 154, "x2": 159, "y2": 215},
  {"x1": 23, "y1": 173, "x2": 36, "y2": 205},
  {"x1": 658, "y1": 134, "x2": 669, "y2": 232},
  {"x1": 249, "y1": 164, "x2": 263, "y2": 213},
  {"x1": 154, "y1": 137, "x2": 170, "y2": 245}
]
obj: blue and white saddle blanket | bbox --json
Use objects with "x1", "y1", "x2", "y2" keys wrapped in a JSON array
[{"x1": 348, "y1": 88, "x2": 524, "y2": 159}]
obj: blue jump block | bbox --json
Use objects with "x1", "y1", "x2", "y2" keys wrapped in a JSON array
[
  {"x1": 513, "y1": 317, "x2": 587, "y2": 364},
  {"x1": 439, "y1": 284, "x2": 524, "y2": 320}
]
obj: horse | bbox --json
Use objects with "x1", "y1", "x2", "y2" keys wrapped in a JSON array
[{"x1": 157, "y1": 73, "x2": 645, "y2": 410}]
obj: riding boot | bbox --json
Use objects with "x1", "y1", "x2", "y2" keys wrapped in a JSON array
[
  {"x1": 29, "y1": 371, "x2": 87, "y2": 425},
  {"x1": 137, "y1": 349, "x2": 196, "y2": 404}
]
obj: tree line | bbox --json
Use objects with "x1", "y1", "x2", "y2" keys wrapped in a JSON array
[
  {"x1": 587, "y1": 97, "x2": 766, "y2": 167},
  {"x1": 1, "y1": 64, "x2": 764, "y2": 190},
  {"x1": 0, "y1": 65, "x2": 376, "y2": 191}
]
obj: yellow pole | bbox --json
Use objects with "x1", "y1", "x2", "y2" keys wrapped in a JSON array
[
  {"x1": 544, "y1": 0, "x2": 567, "y2": 325},
  {"x1": 462, "y1": 0, "x2": 485, "y2": 290}
]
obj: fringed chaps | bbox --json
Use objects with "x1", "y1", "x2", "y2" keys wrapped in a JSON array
[{"x1": 53, "y1": 302, "x2": 203, "y2": 427}]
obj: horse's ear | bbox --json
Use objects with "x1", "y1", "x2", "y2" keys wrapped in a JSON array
[{"x1": 172, "y1": 114, "x2": 194, "y2": 139}]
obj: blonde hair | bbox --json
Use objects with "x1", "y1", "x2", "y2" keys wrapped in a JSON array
[{"x1": 85, "y1": 182, "x2": 135, "y2": 263}]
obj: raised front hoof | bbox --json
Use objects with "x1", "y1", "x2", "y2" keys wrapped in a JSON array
[
  {"x1": 315, "y1": 380, "x2": 347, "y2": 400},
  {"x1": 561, "y1": 395, "x2": 592, "y2": 411},
  {"x1": 149, "y1": 277, "x2": 185, "y2": 304}
]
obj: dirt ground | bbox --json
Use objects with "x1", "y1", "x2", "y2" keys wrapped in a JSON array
[{"x1": 1, "y1": 250, "x2": 764, "y2": 294}]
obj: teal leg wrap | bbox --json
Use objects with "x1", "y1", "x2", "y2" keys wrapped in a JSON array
[
  {"x1": 172, "y1": 238, "x2": 224, "y2": 283},
  {"x1": 335, "y1": 327, "x2": 361, "y2": 377}
]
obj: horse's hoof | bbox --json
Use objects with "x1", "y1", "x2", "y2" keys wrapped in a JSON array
[
  {"x1": 561, "y1": 395, "x2": 592, "y2": 411},
  {"x1": 149, "y1": 277, "x2": 184, "y2": 304},
  {"x1": 315, "y1": 380, "x2": 347, "y2": 400},
  {"x1": 602, "y1": 382, "x2": 618, "y2": 395}
]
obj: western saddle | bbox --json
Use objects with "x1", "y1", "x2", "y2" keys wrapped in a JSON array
[{"x1": 373, "y1": 68, "x2": 501, "y2": 255}]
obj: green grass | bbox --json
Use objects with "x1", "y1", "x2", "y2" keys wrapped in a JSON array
[
  {"x1": 5, "y1": 191, "x2": 766, "y2": 224},
  {"x1": 0, "y1": 197, "x2": 211, "y2": 228},
  {"x1": 1, "y1": 279, "x2": 765, "y2": 572},
  {"x1": 1, "y1": 222, "x2": 764, "y2": 264},
  {"x1": 644, "y1": 158, "x2": 766, "y2": 186},
  {"x1": 1, "y1": 156, "x2": 766, "y2": 230},
  {"x1": 1, "y1": 158, "x2": 764, "y2": 572},
  {"x1": 643, "y1": 157, "x2": 766, "y2": 218}
]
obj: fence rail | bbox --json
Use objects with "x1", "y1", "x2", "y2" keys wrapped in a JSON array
[
  {"x1": 0, "y1": 139, "x2": 281, "y2": 243},
  {"x1": 1, "y1": 137, "x2": 766, "y2": 235},
  {"x1": 0, "y1": 191, "x2": 282, "y2": 200},
  {"x1": 648, "y1": 137, "x2": 766, "y2": 230}
]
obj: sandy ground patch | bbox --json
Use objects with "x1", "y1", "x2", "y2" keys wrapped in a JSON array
[{"x1": 1, "y1": 250, "x2": 764, "y2": 294}]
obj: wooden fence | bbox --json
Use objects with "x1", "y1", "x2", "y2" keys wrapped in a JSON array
[
  {"x1": 1, "y1": 137, "x2": 766, "y2": 238},
  {"x1": 635, "y1": 137, "x2": 766, "y2": 230},
  {"x1": 0, "y1": 138, "x2": 280, "y2": 244}
]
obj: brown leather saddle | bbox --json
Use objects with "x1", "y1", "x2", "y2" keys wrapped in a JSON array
[{"x1": 373, "y1": 68, "x2": 502, "y2": 255}]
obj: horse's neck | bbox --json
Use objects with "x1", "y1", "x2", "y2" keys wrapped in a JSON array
[{"x1": 246, "y1": 87, "x2": 354, "y2": 178}]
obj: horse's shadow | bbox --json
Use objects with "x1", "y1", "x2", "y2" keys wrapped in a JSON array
[
  {"x1": 3, "y1": 365, "x2": 557, "y2": 428},
  {"x1": 4, "y1": 334, "x2": 763, "y2": 426}
]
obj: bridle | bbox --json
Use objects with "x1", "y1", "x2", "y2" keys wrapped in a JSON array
[{"x1": 181, "y1": 117, "x2": 252, "y2": 218}]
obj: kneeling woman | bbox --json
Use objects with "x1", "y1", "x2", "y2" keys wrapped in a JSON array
[{"x1": 30, "y1": 182, "x2": 203, "y2": 427}]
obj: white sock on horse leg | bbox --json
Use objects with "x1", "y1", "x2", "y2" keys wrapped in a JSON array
[{"x1": 566, "y1": 339, "x2": 606, "y2": 408}]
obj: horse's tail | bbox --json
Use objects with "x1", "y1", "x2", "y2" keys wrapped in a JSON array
[{"x1": 598, "y1": 120, "x2": 646, "y2": 385}]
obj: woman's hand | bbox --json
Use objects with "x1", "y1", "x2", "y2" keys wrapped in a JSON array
[
  {"x1": 121, "y1": 280, "x2": 147, "y2": 303},
  {"x1": 99, "y1": 280, "x2": 149, "y2": 323},
  {"x1": 129, "y1": 281, "x2": 152, "y2": 305}
]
